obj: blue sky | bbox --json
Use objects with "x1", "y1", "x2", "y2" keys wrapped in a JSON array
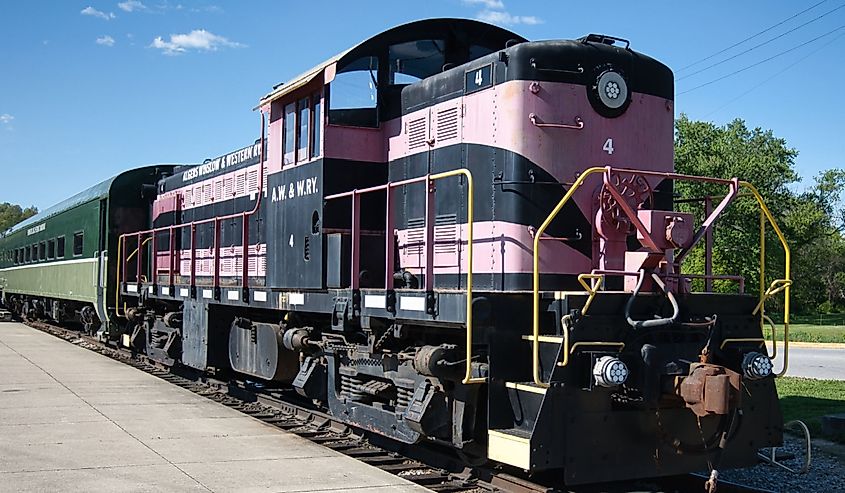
[{"x1": 1, "y1": 0, "x2": 843, "y2": 210}]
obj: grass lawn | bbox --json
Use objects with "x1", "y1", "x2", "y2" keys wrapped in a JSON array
[
  {"x1": 776, "y1": 377, "x2": 845, "y2": 442},
  {"x1": 763, "y1": 323, "x2": 845, "y2": 343}
]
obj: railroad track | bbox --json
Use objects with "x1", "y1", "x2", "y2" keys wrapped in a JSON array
[{"x1": 18, "y1": 318, "x2": 775, "y2": 493}]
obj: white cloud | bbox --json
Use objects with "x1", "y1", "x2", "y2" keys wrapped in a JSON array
[
  {"x1": 96, "y1": 35, "x2": 115, "y2": 47},
  {"x1": 150, "y1": 29, "x2": 244, "y2": 55},
  {"x1": 0, "y1": 114, "x2": 13, "y2": 125},
  {"x1": 118, "y1": 0, "x2": 148, "y2": 12},
  {"x1": 462, "y1": 0, "x2": 505, "y2": 9},
  {"x1": 476, "y1": 9, "x2": 542, "y2": 25},
  {"x1": 80, "y1": 6, "x2": 115, "y2": 20}
]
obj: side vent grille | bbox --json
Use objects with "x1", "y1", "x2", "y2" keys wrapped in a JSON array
[
  {"x1": 405, "y1": 217, "x2": 425, "y2": 256},
  {"x1": 436, "y1": 107, "x2": 459, "y2": 142},
  {"x1": 434, "y1": 214, "x2": 458, "y2": 255},
  {"x1": 407, "y1": 117, "x2": 427, "y2": 150}
]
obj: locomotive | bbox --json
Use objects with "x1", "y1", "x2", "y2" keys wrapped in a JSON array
[{"x1": 0, "y1": 19, "x2": 792, "y2": 486}]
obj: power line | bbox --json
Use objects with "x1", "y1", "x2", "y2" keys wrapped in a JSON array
[
  {"x1": 702, "y1": 30, "x2": 845, "y2": 118},
  {"x1": 678, "y1": 24, "x2": 845, "y2": 95},
  {"x1": 678, "y1": 2, "x2": 845, "y2": 81},
  {"x1": 677, "y1": 0, "x2": 829, "y2": 72}
]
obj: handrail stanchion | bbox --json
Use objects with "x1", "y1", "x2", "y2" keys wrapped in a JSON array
[
  {"x1": 190, "y1": 224, "x2": 197, "y2": 297},
  {"x1": 351, "y1": 190, "x2": 360, "y2": 290},
  {"x1": 424, "y1": 176, "x2": 435, "y2": 292},
  {"x1": 213, "y1": 219, "x2": 221, "y2": 296},
  {"x1": 136, "y1": 233, "x2": 143, "y2": 284},
  {"x1": 533, "y1": 167, "x2": 606, "y2": 388},
  {"x1": 241, "y1": 213, "x2": 250, "y2": 299},
  {"x1": 168, "y1": 226, "x2": 175, "y2": 291},
  {"x1": 151, "y1": 230, "x2": 157, "y2": 290},
  {"x1": 384, "y1": 185, "x2": 395, "y2": 292}
]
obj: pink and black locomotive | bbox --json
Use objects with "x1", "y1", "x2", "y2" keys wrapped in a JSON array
[{"x1": 114, "y1": 19, "x2": 790, "y2": 485}]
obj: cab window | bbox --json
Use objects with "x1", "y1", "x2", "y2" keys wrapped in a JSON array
[
  {"x1": 297, "y1": 98, "x2": 309, "y2": 162},
  {"x1": 311, "y1": 95, "x2": 322, "y2": 158},
  {"x1": 283, "y1": 103, "x2": 296, "y2": 165},
  {"x1": 328, "y1": 56, "x2": 378, "y2": 128}
]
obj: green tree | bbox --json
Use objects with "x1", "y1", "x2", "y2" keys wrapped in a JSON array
[
  {"x1": 0, "y1": 202, "x2": 38, "y2": 234},
  {"x1": 674, "y1": 115, "x2": 845, "y2": 314},
  {"x1": 674, "y1": 115, "x2": 798, "y2": 298}
]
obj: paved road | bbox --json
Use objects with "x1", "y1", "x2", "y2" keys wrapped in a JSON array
[{"x1": 780, "y1": 344, "x2": 845, "y2": 380}]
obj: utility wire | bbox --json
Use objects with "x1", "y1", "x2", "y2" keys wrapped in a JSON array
[
  {"x1": 678, "y1": 2, "x2": 845, "y2": 81},
  {"x1": 702, "y1": 30, "x2": 845, "y2": 118},
  {"x1": 677, "y1": 0, "x2": 829, "y2": 72},
  {"x1": 678, "y1": 24, "x2": 845, "y2": 95}
]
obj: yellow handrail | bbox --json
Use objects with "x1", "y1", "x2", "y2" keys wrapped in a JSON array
[
  {"x1": 738, "y1": 181, "x2": 791, "y2": 376},
  {"x1": 533, "y1": 167, "x2": 606, "y2": 387},
  {"x1": 429, "y1": 169, "x2": 483, "y2": 385},
  {"x1": 530, "y1": 173, "x2": 792, "y2": 387},
  {"x1": 115, "y1": 235, "x2": 153, "y2": 318},
  {"x1": 577, "y1": 273, "x2": 604, "y2": 315}
]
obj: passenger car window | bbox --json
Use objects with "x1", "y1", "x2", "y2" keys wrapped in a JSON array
[
  {"x1": 39, "y1": 241, "x2": 46, "y2": 261},
  {"x1": 47, "y1": 239, "x2": 55, "y2": 259},
  {"x1": 73, "y1": 232, "x2": 84, "y2": 256},
  {"x1": 57, "y1": 236, "x2": 65, "y2": 258}
]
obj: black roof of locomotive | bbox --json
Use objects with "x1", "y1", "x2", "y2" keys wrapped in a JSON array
[{"x1": 260, "y1": 18, "x2": 527, "y2": 106}]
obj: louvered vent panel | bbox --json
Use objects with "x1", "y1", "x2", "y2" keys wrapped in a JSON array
[
  {"x1": 407, "y1": 117, "x2": 427, "y2": 150},
  {"x1": 248, "y1": 170, "x2": 258, "y2": 192},
  {"x1": 405, "y1": 217, "x2": 425, "y2": 256},
  {"x1": 214, "y1": 180, "x2": 222, "y2": 201},
  {"x1": 436, "y1": 107, "x2": 459, "y2": 142},
  {"x1": 235, "y1": 173, "x2": 246, "y2": 195},
  {"x1": 434, "y1": 214, "x2": 458, "y2": 255}
]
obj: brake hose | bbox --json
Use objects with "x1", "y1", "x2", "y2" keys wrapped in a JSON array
[{"x1": 625, "y1": 269, "x2": 680, "y2": 329}]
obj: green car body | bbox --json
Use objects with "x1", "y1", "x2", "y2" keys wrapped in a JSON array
[{"x1": 0, "y1": 166, "x2": 174, "y2": 325}]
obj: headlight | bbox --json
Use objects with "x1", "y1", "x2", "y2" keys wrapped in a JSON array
[
  {"x1": 593, "y1": 355, "x2": 629, "y2": 387},
  {"x1": 597, "y1": 70, "x2": 628, "y2": 109},
  {"x1": 742, "y1": 352, "x2": 773, "y2": 380}
]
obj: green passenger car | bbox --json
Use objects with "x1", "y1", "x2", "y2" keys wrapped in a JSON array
[{"x1": 0, "y1": 166, "x2": 174, "y2": 330}]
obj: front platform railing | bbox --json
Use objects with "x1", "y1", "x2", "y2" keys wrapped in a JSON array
[{"x1": 531, "y1": 166, "x2": 792, "y2": 387}]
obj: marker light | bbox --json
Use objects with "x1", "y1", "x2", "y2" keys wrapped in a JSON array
[
  {"x1": 593, "y1": 355, "x2": 629, "y2": 387},
  {"x1": 742, "y1": 352, "x2": 774, "y2": 380}
]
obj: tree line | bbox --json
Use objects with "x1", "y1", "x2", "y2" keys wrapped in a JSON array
[{"x1": 0, "y1": 203, "x2": 38, "y2": 235}]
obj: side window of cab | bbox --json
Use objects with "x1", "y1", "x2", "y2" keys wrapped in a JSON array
[{"x1": 328, "y1": 56, "x2": 379, "y2": 128}]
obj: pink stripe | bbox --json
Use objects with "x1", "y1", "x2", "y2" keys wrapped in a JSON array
[
  {"x1": 397, "y1": 220, "x2": 590, "y2": 276},
  {"x1": 323, "y1": 123, "x2": 398, "y2": 163}
]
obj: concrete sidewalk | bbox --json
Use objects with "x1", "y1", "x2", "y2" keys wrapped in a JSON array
[{"x1": 0, "y1": 321, "x2": 426, "y2": 493}]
